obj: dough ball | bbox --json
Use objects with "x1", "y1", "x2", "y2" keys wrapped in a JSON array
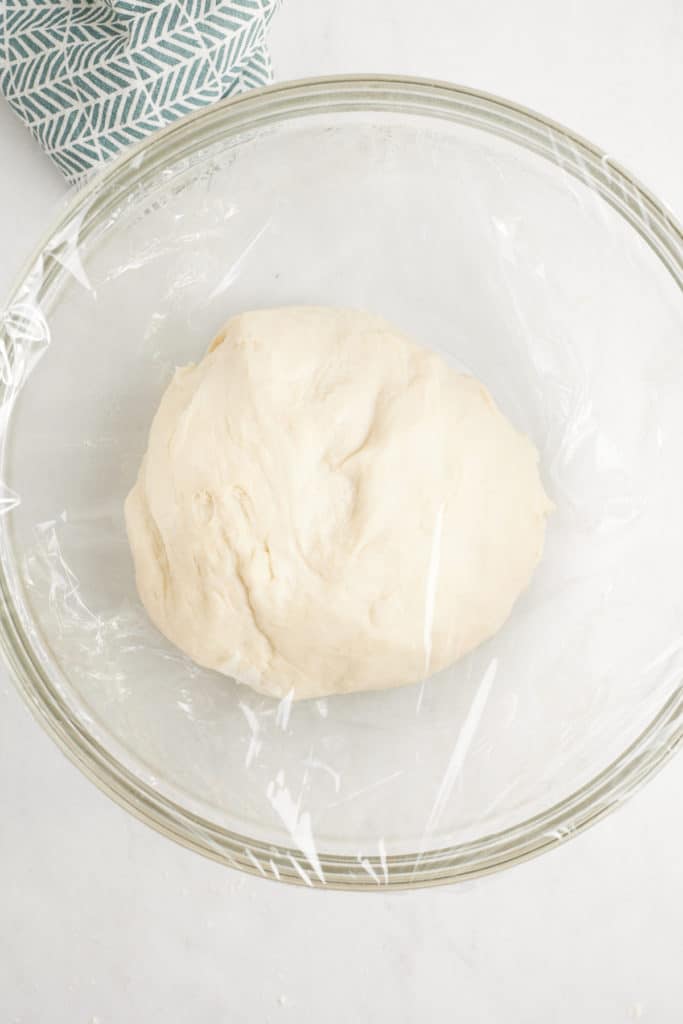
[{"x1": 125, "y1": 307, "x2": 551, "y2": 700}]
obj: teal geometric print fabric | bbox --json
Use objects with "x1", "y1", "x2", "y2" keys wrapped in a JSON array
[{"x1": 0, "y1": 0, "x2": 280, "y2": 182}]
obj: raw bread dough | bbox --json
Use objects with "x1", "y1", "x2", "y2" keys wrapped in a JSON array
[{"x1": 126, "y1": 307, "x2": 552, "y2": 700}]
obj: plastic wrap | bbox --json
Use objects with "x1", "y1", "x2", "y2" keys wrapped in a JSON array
[{"x1": 1, "y1": 78, "x2": 682, "y2": 888}]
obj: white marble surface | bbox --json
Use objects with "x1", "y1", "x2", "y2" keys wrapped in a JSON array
[{"x1": 1, "y1": 2, "x2": 682, "y2": 1020}]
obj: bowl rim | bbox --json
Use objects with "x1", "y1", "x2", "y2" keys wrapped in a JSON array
[{"x1": 1, "y1": 74, "x2": 682, "y2": 890}]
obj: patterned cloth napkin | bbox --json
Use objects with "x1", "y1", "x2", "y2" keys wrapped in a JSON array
[{"x1": 0, "y1": 0, "x2": 280, "y2": 183}]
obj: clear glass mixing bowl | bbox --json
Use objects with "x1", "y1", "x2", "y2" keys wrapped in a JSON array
[{"x1": 1, "y1": 77, "x2": 682, "y2": 888}]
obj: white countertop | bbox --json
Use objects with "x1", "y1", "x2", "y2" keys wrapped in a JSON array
[{"x1": 1, "y1": 2, "x2": 682, "y2": 1020}]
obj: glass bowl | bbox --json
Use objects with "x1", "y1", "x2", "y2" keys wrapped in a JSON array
[{"x1": 1, "y1": 77, "x2": 682, "y2": 889}]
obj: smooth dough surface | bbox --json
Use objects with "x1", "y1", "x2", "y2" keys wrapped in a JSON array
[{"x1": 126, "y1": 307, "x2": 551, "y2": 700}]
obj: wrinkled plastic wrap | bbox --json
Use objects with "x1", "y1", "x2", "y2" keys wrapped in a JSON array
[{"x1": 1, "y1": 80, "x2": 682, "y2": 888}]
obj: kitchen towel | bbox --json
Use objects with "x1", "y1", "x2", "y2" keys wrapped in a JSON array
[{"x1": 0, "y1": 0, "x2": 280, "y2": 183}]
